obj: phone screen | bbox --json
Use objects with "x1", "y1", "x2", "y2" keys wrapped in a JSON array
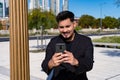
[{"x1": 56, "y1": 43, "x2": 66, "y2": 53}]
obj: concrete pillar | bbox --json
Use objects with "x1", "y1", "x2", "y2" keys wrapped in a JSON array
[{"x1": 9, "y1": 0, "x2": 30, "y2": 80}]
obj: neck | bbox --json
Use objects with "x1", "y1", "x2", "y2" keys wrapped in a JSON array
[{"x1": 66, "y1": 32, "x2": 75, "y2": 42}]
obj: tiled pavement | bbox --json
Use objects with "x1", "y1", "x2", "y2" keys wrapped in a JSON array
[{"x1": 0, "y1": 39, "x2": 120, "y2": 80}]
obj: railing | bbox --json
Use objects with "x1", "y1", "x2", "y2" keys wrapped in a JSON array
[{"x1": 93, "y1": 42, "x2": 120, "y2": 49}]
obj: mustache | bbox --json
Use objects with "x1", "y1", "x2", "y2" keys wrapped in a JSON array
[{"x1": 62, "y1": 32, "x2": 69, "y2": 34}]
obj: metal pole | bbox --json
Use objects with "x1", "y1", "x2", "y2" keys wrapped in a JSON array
[
  {"x1": 100, "y1": 4, "x2": 102, "y2": 31},
  {"x1": 41, "y1": 26, "x2": 43, "y2": 49},
  {"x1": 100, "y1": 2, "x2": 106, "y2": 32},
  {"x1": 37, "y1": 29, "x2": 39, "y2": 49},
  {"x1": 9, "y1": 0, "x2": 30, "y2": 80}
]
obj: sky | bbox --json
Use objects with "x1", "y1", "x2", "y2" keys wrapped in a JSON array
[
  {"x1": 68, "y1": 0, "x2": 120, "y2": 18},
  {"x1": 28, "y1": 0, "x2": 120, "y2": 19}
]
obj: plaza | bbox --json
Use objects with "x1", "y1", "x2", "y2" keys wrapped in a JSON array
[{"x1": 0, "y1": 37, "x2": 120, "y2": 80}]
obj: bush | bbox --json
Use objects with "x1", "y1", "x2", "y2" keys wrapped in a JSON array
[{"x1": 93, "y1": 36, "x2": 120, "y2": 43}]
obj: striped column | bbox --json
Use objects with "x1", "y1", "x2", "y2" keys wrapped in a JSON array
[{"x1": 9, "y1": 0, "x2": 30, "y2": 80}]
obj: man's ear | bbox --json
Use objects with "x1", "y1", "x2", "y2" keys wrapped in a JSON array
[{"x1": 73, "y1": 21, "x2": 77, "y2": 28}]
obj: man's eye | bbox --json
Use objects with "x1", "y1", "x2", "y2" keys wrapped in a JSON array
[
  {"x1": 66, "y1": 25, "x2": 70, "y2": 28},
  {"x1": 59, "y1": 26, "x2": 64, "y2": 28}
]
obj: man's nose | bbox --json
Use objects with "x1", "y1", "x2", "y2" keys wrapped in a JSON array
[{"x1": 63, "y1": 28, "x2": 67, "y2": 32}]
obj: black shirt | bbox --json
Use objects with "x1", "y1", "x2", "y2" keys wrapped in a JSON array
[{"x1": 41, "y1": 31, "x2": 94, "y2": 80}]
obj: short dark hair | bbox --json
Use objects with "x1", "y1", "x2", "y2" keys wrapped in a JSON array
[{"x1": 56, "y1": 11, "x2": 74, "y2": 23}]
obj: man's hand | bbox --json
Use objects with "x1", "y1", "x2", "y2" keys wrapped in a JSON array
[
  {"x1": 48, "y1": 53, "x2": 63, "y2": 69},
  {"x1": 48, "y1": 51, "x2": 79, "y2": 69},
  {"x1": 61, "y1": 50, "x2": 79, "y2": 66}
]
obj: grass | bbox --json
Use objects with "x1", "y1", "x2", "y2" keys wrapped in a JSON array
[
  {"x1": 92, "y1": 36, "x2": 120, "y2": 49},
  {"x1": 92, "y1": 36, "x2": 120, "y2": 43}
]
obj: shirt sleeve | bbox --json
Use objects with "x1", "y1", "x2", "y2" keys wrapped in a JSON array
[
  {"x1": 74, "y1": 37, "x2": 94, "y2": 74},
  {"x1": 41, "y1": 39, "x2": 55, "y2": 75}
]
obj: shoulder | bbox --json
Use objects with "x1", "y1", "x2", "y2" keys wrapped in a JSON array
[
  {"x1": 75, "y1": 33, "x2": 93, "y2": 48},
  {"x1": 76, "y1": 33, "x2": 91, "y2": 41},
  {"x1": 48, "y1": 35, "x2": 62, "y2": 45},
  {"x1": 50, "y1": 36, "x2": 60, "y2": 42},
  {"x1": 46, "y1": 36, "x2": 59, "y2": 50},
  {"x1": 47, "y1": 35, "x2": 63, "y2": 50}
]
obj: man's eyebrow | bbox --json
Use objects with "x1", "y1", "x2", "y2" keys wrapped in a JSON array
[
  {"x1": 59, "y1": 24, "x2": 71, "y2": 27},
  {"x1": 58, "y1": 26, "x2": 64, "y2": 28}
]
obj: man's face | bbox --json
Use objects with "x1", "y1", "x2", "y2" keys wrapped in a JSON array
[{"x1": 58, "y1": 18, "x2": 75, "y2": 41}]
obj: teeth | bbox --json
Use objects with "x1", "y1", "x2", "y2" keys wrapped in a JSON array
[
  {"x1": 63, "y1": 32, "x2": 69, "y2": 37},
  {"x1": 64, "y1": 33, "x2": 68, "y2": 35},
  {"x1": 64, "y1": 33, "x2": 68, "y2": 37}
]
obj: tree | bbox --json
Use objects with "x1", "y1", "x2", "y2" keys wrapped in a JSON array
[
  {"x1": 117, "y1": 17, "x2": 120, "y2": 28},
  {"x1": 78, "y1": 15, "x2": 95, "y2": 28},
  {"x1": 94, "y1": 18, "x2": 101, "y2": 28},
  {"x1": 28, "y1": 8, "x2": 57, "y2": 30},
  {"x1": 0, "y1": 22, "x2": 2, "y2": 30},
  {"x1": 28, "y1": 8, "x2": 42, "y2": 30},
  {"x1": 103, "y1": 16, "x2": 119, "y2": 28},
  {"x1": 41, "y1": 11, "x2": 57, "y2": 29}
]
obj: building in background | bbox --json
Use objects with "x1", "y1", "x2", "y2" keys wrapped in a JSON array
[
  {"x1": 1, "y1": 0, "x2": 69, "y2": 17},
  {"x1": 0, "y1": 0, "x2": 69, "y2": 30},
  {"x1": 5, "y1": 0, "x2": 9, "y2": 17},
  {"x1": 30, "y1": 0, "x2": 49, "y2": 11},
  {"x1": 0, "y1": 2, "x2": 3, "y2": 17},
  {"x1": 43, "y1": 0, "x2": 49, "y2": 11},
  {"x1": 0, "y1": 0, "x2": 9, "y2": 18},
  {"x1": 50, "y1": 0, "x2": 56, "y2": 14},
  {"x1": 0, "y1": 0, "x2": 9, "y2": 30},
  {"x1": 29, "y1": 0, "x2": 69, "y2": 15},
  {"x1": 50, "y1": 0, "x2": 60, "y2": 15},
  {"x1": 30, "y1": 0, "x2": 40, "y2": 9},
  {"x1": 56, "y1": 0, "x2": 60, "y2": 15},
  {"x1": 0, "y1": 0, "x2": 5, "y2": 18},
  {"x1": 62, "y1": 0, "x2": 68, "y2": 11},
  {"x1": 50, "y1": 0, "x2": 68, "y2": 15}
]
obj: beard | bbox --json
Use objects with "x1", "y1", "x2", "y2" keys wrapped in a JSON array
[{"x1": 64, "y1": 32, "x2": 75, "y2": 41}]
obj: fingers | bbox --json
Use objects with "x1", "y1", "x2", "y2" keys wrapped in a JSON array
[
  {"x1": 51, "y1": 53, "x2": 63, "y2": 67},
  {"x1": 61, "y1": 51, "x2": 78, "y2": 66},
  {"x1": 53, "y1": 53, "x2": 63, "y2": 62},
  {"x1": 61, "y1": 51, "x2": 72, "y2": 62},
  {"x1": 49, "y1": 51, "x2": 79, "y2": 68},
  {"x1": 62, "y1": 50, "x2": 73, "y2": 59}
]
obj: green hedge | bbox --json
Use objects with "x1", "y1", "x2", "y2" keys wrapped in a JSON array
[{"x1": 93, "y1": 36, "x2": 120, "y2": 43}]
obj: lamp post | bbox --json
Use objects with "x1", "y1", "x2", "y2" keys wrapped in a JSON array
[
  {"x1": 40, "y1": 26, "x2": 43, "y2": 49},
  {"x1": 36, "y1": 28, "x2": 39, "y2": 49},
  {"x1": 100, "y1": 2, "x2": 106, "y2": 32},
  {"x1": 6, "y1": 18, "x2": 9, "y2": 30}
]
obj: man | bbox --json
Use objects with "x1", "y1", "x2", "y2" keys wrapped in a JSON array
[{"x1": 41, "y1": 11, "x2": 94, "y2": 80}]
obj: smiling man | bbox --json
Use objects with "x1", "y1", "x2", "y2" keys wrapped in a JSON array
[{"x1": 41, "y1": 11, "x2": 94, "y2": 80}]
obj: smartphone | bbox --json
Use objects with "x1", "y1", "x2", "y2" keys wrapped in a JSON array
[{"x1": 56, "y1": 43, "x2": 66, "y2": 53}]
